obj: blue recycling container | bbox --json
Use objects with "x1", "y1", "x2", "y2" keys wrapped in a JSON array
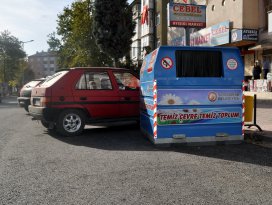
[{"x1": 140, "y1": 46, "x2": 244, "y2": 144}]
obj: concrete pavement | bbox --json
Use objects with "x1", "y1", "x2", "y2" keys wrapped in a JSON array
[
  {"x1": 1, "y1": 94, "x2": 271, "y2": 147},
  {"x1": 244, "y1": 91, "x2": 272, "y2": 148}
]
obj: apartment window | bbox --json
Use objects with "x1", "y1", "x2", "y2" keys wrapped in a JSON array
[
  {"x1": 266, "y1": 0, "x2": 272, "y2": 30},
  {"x1": 155, "y1": 39, "x2": 161, "y2": 48},
  {"x1": 155, "y1": 13, "x2": 160, "y2": 26},
  {"x1": 132, "y1": 47, "x2": 136, "y2": 58},
  {"x1": 175, "y1": 50, "x2": 223, "y2": 77}
]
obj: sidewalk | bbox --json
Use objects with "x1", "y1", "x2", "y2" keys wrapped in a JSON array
[{"x1": 244, "y1": 91, "x2": 272, "y2": 148}]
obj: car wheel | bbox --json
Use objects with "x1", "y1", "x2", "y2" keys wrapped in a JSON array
[
  {"x1": 41, "y1": 119, "x2": 49, "y2": 128},
  {"x1": 57, "y1": 109, "x2": 85, "y2": 137}
]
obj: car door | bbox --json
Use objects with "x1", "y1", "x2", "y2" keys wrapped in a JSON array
[
  {"x1": 73, "y1": 70, "x2": 120, "y2": 119},
  {"x1": 112, "y1": 71, "x2": 140, "y2": 118}
]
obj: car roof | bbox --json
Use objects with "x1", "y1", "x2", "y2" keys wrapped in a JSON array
[{"x1": 69, "y1": 67, "x2": 130, "y2": 71}]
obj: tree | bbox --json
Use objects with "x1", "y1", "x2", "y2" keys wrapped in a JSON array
[
  {"x1": 47, "y1": 32, "x2": 61, "y2": 52},
  {"x1": 92, "y1": 0, "x2": 135, "y2": 66},
  {"x1": 48, "y1": 0, "x2": 113, "y2": 68},
  {"x1": 0, "y1": 30, "x2": 26, "y2": 88}
]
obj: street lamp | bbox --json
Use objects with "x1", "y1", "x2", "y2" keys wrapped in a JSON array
[
  {"x1": 20, "y1": 40, "x2": 34, "y2": 85},
  {"x1": 20, "y1": 40, "x2": 34, "y2": 50}
]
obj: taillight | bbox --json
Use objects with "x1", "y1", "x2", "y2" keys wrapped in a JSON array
[
  {"x1": 32, "y1": 97, "x2": 51, "y2": 107},
  {"x1": 40, "y1": 97, "x2": 51, "y2": 107}
]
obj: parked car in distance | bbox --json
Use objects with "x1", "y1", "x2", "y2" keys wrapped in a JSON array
[
  {"x1": 17, "y1": 78, "x2": 45, "y2": 112},
  {"x1": 29, "y1": 67, "x2": 140, "y2": 136}
]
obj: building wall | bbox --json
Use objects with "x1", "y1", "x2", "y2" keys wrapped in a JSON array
[
  {"x1": 131, "y1": 0, "x2": 142, "y2": 64},
  {"x1": 243, "y1": 0, "x2": 259, "y2": 29},
  {"x1": 156, "y1": 0, "x2": 168, "y2": 46},
  {"x1": 28, "y1": 51, "x2": 58, "y2": 78},
  {"x1": 206, "y1": 0, "x2": 243, "y2": 28},
  {"x1": 141, "y1": 0, "x2": 155, "y2": 52}
]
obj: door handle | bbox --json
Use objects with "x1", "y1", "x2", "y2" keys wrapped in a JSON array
[
  {"x1": 121, "y1": 97, "x2": 130, "y2": 101},
  {"x1": 80, "y1": 97, "x2": 87, "y2": 100}
]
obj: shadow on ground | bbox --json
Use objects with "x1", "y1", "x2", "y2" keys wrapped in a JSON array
[{"x1": 47, "y1": 122, "x2": 272, "y2": 167}]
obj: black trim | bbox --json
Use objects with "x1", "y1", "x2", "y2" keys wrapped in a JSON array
[{"x1": 48, "y1": 100, "x2": 140, "y2": 106}]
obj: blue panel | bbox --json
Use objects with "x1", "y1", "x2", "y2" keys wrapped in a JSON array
[
  {"x1": 140, "y1": 113, "x2": 154, "y2": 139},
  {"x1": 157, "y1": 123, "x2": 242, "y2": 138}
]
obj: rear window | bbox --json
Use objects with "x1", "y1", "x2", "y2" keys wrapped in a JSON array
[
  {"x1": 40, "y1": 71, "x2": 69, "y2": 86},
  {"x1": 23, "y1": 80, "x2": 43, "y2": 88},
  {"x1": 175, "y1": 50, "x2": 223, "y2": 77}
]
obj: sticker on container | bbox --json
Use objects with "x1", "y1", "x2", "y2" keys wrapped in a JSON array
[
  {"x1": 161, "y1": 57, "x2": 173, "y2": 70},
  {"x1": 227, "y1": 58, "x2": 238, "y2": 70},
  {"x1": 147, "y1": 49, "x2": 158, "y2": 73},
  {"x1": 140, "y1": 60, "x2": 146, "y2": 75}
]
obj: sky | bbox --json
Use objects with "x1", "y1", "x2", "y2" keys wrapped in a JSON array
[
  {"x1": 0, "y1": 0, "x2": 76, "y2": 56},
  {"x1": 0, "y1": 0, "x2": 134, "y2": 56}
]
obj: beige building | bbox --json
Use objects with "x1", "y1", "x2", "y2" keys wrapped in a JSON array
[{"x1": 28, "y1": 51, "x2": 59, "y2": 79}]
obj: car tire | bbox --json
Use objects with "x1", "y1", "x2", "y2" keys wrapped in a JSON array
[
  {"x1": 41, "y1": 119, "x2": 49, "y2": 128},
  {"x1": 24, "y1": 103, "x2": 29, "y2": 112},
  {"x1": 56, "y1": 109, "x2": 85, "y2": 137}
]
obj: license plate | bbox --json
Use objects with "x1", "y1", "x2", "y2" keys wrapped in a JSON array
[{"x1": 33, "y1": 98, "x2": 41, "y2": 106}]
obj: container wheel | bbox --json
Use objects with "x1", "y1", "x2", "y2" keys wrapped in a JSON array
[{"x1": 57, "y1": 109, "x2": 85, "y2": 137}]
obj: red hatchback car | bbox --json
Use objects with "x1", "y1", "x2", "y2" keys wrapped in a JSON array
[{"x1": 29, "y1": 67, "x2": 140, "y2": 136}]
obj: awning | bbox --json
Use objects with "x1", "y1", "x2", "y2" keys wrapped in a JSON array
[{"x1": 248, "y1": 43, "x2": 272, "y2": 50}]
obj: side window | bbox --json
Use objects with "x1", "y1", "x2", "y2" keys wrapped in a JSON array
[
  {"x1": 175, "y1": 50, "x2": 223, "y2": 77},
  {"x1": 76, "y1": 72, "x2": 112, "y2": 90},
  {"x1": 113, "y1": 72, "x2": 139, "y2": 90}
]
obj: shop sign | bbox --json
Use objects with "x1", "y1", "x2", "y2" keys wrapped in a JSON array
[
  {"x1": 167, "y1": 2, "x2": 206, "y2": 28},
  {"x1": 173, "y1": 0, "x2": 207, "y2": 5},
  {"x1": 190, "y1": 21, "x2": 230, "y2": 46},
  {"x1": 231, "y1": 29, "x2": 258, "y2": 43}
]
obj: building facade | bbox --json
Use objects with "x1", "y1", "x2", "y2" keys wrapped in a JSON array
[
  {"x1": 253, "y1": 0, "x2": 272, "y2": 79},
  {"x1": 130, "y1": 0, "x2": 272, "y2": 79},
  {"x1": 131, "y1": 0, "x2": 142, "y2": 67},
  {"x1": 28, "y1": 51, "x2": 58, "y2": 79}
]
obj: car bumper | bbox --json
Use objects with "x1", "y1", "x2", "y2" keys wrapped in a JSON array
[
  {"x1": 29, "y1": 105, "x2": 44, "y2": 120},
  {"x1": 29, "y1": 105, "x2": 59, "y2": 122},
  {"x1": 17, "y1": 97, "x2": 30, "y2": 107}
]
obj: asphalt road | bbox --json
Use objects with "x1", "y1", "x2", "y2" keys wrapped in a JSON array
[{"x1": 0, "y1": 97, "x2": 272, "y2": 205}]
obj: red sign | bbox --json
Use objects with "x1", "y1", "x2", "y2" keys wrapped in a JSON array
[{"x1": 161, "y1": 57, "x2": 173, "y2": 70}]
